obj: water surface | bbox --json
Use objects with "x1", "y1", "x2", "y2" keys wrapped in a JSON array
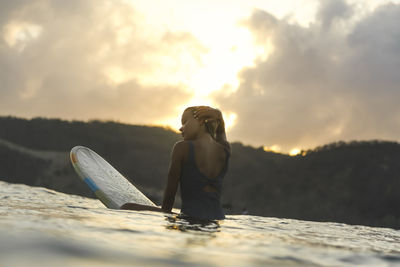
[{"x1": 1, "y1": 181, "x2": 400, "y2": 266}]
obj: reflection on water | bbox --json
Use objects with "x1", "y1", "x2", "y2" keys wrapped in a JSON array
[
  {"x1": 165, "y1": 214, "x2": 221, "y2": 234},
  {"x1": 164, "y1": 215, "x2": 221, "y2": 248},
  {"x1": 1, "y1": 181, "x2": 400, "y2": 267}
]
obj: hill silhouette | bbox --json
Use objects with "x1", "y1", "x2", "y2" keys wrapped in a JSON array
[{"x1": 1, "y1": 115, "x2": 400, "y2": 229}]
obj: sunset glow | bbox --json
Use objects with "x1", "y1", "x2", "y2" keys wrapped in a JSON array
[
  {"x1": 224, "y1": 113, "x2": 238, "y2": 132},
  {"x1": 2, "y1": 0, "x2": 400, "y2": 153},
  {"x1": 263, "y1": 145, "x2": 282, "y2": 153},
  {"x1": 289, "y1": 148, "x2": 302, "y2": 156}
]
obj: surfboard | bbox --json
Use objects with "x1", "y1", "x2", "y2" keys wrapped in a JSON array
[{"x1": 70, "y1": 146, "x2": 156, "y2": 209}]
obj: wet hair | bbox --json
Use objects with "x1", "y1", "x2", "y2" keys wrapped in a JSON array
[
  {"x1": 184, "y1": 106, "x2": 231, "y2": 156},
  {"x1": 184, "y1": 106, "x2": 219, "y2": 140}
]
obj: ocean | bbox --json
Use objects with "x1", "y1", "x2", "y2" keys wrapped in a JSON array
[{"x1": 1, "y1": 180, "x2": 400, "y2": 267}]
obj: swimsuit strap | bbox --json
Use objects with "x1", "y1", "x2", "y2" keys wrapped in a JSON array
[{"x1": 189, "y1": 141, "x2": 229, "y2": 181}]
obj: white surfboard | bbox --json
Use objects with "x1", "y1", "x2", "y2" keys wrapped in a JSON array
[{"x1": 70, "y1": 146, "x2": 156, "y2": 209}]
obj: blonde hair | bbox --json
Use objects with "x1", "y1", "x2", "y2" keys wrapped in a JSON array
[
  {"x1": 184, "y1": 106, "x2": 220, "y2": 140},
  {"x1": 184, "y1": 106, "x2": 231, "y2": 155}
]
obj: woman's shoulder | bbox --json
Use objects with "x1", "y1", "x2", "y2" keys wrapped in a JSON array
[
  {"x1": 173, "y1": 140, "x2": 190, "y2": 150},
  {"x1": 172, "y1": 141, "x2": 191, "y2": 160}
]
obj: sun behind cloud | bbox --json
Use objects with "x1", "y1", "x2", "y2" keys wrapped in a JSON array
[{"x1": 2, "y1": 0, "x2": 400, "y2": 154}]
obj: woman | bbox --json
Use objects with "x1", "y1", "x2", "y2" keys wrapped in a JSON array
[{"x1": 121, "y1": 106, "x2": 230, "y2": 220}]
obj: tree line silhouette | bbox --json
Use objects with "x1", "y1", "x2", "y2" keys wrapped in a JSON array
[{"x1": 1, "y1": 115, "x2": 399, "y2": 229}]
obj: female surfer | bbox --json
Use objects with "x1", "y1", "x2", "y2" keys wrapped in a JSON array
[{"x1": 121, "y1": 106, "x2": 230, "y2": 220}]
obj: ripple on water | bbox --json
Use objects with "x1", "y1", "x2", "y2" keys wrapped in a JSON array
[{"x1": 1, "y1": 181, "x2": 400, "y2": 266}]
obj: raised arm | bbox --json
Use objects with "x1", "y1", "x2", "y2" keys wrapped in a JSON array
[{"x1": 193, "y1": 106, "x2": 231, "y2": 154}]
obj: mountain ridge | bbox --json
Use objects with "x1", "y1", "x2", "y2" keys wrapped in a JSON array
[{"x1": 1, "y1": 115, "x2": 399, "y2": 229}]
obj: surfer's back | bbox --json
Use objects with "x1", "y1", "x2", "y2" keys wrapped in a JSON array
[{"x1": 179, "y1": 140, "x2": 229, "y2": 220}]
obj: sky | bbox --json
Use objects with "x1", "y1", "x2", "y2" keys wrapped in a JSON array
[{"x1": 1, "y1": 0, "x2": 400, "y2": 154}]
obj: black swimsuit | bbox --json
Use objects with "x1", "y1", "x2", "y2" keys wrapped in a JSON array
[{"x1": 180, "y1": 141, "x2": 229, "y2": 220}]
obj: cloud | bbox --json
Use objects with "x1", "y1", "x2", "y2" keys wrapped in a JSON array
[
  {"x1": 216, "y1": 1, "x2": 400, "y2": 151},
  {"x1": 317, "y1": 0, "x2": 354, "y2": 29},
  {"x1": 0, "y1": 0, "x2": 199, "y2": 123}
]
